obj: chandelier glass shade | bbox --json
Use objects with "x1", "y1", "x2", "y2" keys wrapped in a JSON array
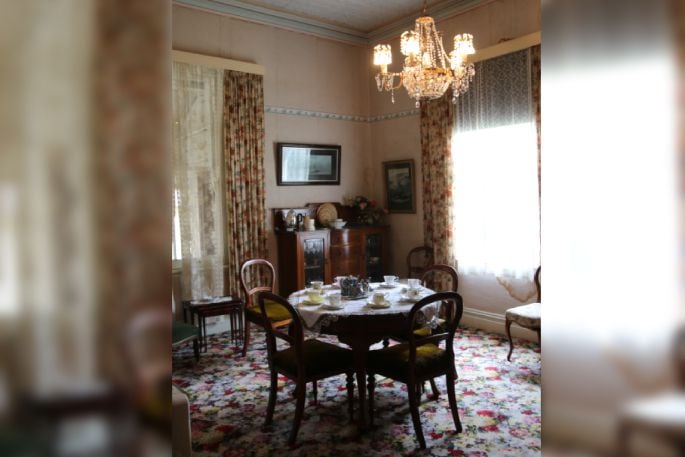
[{"x1": 373, "y1": 15, "x2": 475, "y2": 107}]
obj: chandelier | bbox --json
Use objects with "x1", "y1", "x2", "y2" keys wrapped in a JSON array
[{"x1": 373, "y1": 3, "x2": 476, "y2": 107}]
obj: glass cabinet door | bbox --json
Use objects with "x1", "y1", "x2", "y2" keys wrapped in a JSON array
[
  {"x1": 303, "y1": 237, "x2": 325, "y2": 286},
  {"x1": 366, "y1": 233, "x2": 383, "y2": 282}
]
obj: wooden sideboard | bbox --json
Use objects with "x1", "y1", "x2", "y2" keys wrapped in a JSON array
[{"x1": 276, "y1": 225, "x2": 390, "y2": 297}]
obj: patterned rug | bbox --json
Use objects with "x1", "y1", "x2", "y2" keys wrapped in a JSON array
[{"x1": 172, "y1": 326, "x2": 541, "y2": 456}]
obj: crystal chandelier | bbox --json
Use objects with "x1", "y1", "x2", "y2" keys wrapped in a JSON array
[{"x1": 373, "y1": 2, "x2": 476, "y2": 107}]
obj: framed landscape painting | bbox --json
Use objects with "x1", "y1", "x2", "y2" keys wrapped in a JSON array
[
  {"x1": 276, "y1": 143, "x2": 341, "y2": 185},
  {"x1": 383, "y1": 159, "x2": 416, "y2": 213}
]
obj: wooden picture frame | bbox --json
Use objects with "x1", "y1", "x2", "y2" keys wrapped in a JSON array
[
  {"x1": 383, "y1": 159, "x2": 416, "y2": 213},
  {"x1": 276, "y1": 143, "x2": 341, "y2": 186}
]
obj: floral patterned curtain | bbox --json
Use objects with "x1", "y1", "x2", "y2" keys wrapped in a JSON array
[
  {"x1": 223, "y1": 70, "x2": 267, "y2": 297},
  {"x1": 420, "y1": 91, "x2": 456, "y2": 270}
]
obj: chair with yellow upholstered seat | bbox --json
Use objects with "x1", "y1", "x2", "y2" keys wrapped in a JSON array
[
  {"x1": 367, "y1": 291, "x2": 464, "y2": 449},
  {"x1": 505, "y1": 266, "x2": 541, "y2": 361},
  {"x1": 240, "y1": 258, "x2": 292, "y2": 357},
  {"x1": 391, "y1": 264, "x2": 459, "y2": 400},
  {"x1": 258, "y1": 292, "x2": 355, "y2": 446}
]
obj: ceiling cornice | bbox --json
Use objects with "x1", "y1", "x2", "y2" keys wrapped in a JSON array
[
  {"x1": 174, "y1": 0, "x2": 488, "y2": 46},
  {"x1": 175, "y1": 0, "x2": 368, "y2": 45}
]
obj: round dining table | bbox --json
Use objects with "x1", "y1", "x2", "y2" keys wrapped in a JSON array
[{"x1": 288, "y1": 282, "x2": 439, "y2": 431}]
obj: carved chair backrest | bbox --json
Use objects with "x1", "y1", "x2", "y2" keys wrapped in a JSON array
[{"x1": 240, "y1": 258, "x2": 275, "y2": 307}]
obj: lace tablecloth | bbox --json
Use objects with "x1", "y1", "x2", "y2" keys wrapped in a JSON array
[{"x1": 288, "y1": 283, "x2": 438, "y2": 333}]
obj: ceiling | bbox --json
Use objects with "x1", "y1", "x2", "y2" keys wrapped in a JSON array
[
  {"x1": 227, "y1": 0, "x2": 444, "y2": 33},
  {"x1": 175, "y1": 0, "x2": 485, "y2": 45}
]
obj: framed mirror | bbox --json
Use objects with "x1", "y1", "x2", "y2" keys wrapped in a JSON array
[{"x1": 276, "y1": 143, "x2": 341, "y2": 186}]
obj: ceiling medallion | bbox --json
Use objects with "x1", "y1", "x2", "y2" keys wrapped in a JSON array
[{"x1": 373, "y1": 1, "x2": 476, "y2": 107}]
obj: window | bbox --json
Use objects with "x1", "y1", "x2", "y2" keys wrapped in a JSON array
[
  {"x1": 451, "y1": 49, "x2": 540, "y2": 279},
  {"x1": 171, "y1": 62, "x2": 225, "y2": 296}
]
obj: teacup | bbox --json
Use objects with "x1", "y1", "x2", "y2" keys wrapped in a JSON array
[
  {"x1": 407, "y1": 278, "x2": 421, "y2": 289},
  {"x1": 328, "y1": 294, "x2": 342, "y2": 308},
  {"x1": 383, "y1": 275, "x2": 398, "y2": 285},
  {"x1": 372, "y1": 292, "x2": 386, "y2": 305},
  {"x1": 311, "y1": 280, "x2": 324, "y2": 291},
  {"x1": 307, "y1": 289, "x2": 323, "y2": 302},
  {"x1": 406, "y1": 288, "x2": 420, "y2": 299}
]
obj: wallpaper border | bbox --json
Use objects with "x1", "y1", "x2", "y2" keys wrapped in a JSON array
[{"x1": 265, "y1": 105, "x2": 420, "y2": 123}]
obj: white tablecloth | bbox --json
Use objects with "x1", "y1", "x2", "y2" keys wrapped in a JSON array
[{"x1": 288, "y1": 283, "x2": 439, "y2": 332}]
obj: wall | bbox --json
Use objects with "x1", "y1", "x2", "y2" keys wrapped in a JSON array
[
  {"x1": 172, "y1": 5, "x2": 372, "y2": 291},
  {"x1": 172, "y1": 0, "x2": 541, "y2": 337},
  {"x1": 368, "y1": 0, "x2": 540, "y2": 332}
]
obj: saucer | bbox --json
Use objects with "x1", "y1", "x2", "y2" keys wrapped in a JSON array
[
  {"x1": 300, "y1": 296, "x2": 325, "y2": 306},
  {"x1": 366, "y1": 300, "x2": 391, "y2": 309},
  {"x1": 378, "y1": 283, "x2": 398, "y2": 289},
  {"x1": 320, "y1": 303, "x2": 344, "y2": 310},
  {"x1": 399, "y1": 294, "x2": 422, "y2": 303}
]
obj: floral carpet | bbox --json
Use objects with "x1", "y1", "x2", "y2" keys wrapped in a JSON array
[{"x1": 172, "y1": 326, "x2": 540, "y2": 457}]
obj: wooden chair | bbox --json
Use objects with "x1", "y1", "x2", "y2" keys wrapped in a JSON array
[
  {"x1": 505, "y1": 266, "x2": 541, "y2": 361},
  {"x1": 367, "y1": 292, "x2": 464, "y2": 449},
  {"x1": 240, "y1": 258, "x2": 292, "y2": 357},
  {"x1": 390, "y1": 264, "x2": 459, "y2": 399},
  {"x1": 407, "y1": 246, "x2": 434, "y2": 278},
  {"x1": 258, "y1": 292, "x2": 355, "y2": 446}
]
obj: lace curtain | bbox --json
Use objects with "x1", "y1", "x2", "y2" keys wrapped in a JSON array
[
  {"x1": 452, "y1": 49, "x2": 540, "y2": 299},
  {"x1": 172, "y1": 62, "x2": 225, "y2": 299}
]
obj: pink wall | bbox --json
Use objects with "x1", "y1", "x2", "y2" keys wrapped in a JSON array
[
  {"x1": 173, "y1": 5, "x2": 372, "y2": 279},
  {"x1": 172, "y1": 0, "x2": 541, "y2": 323}
]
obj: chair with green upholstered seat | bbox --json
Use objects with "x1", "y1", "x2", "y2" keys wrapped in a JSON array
[
  {"x1": 172, "y1": 320, "x2": 200, "y2": 362},
  {"x1": 240, "y1": 259, "x2": 292, "y2": 357},
  {"x1": 367, "y1": 291, "x2": 464, "y2": 449},
  {"x1": 258, "y1": 292, "x2": 355, "y2": 446}
]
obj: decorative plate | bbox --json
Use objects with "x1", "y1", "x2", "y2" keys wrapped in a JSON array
[
  {"x1": 366, "y1": 300, "x2": 391, "y2": 309},
  {"x1": 316, "y1": 203, "x2": 338, "y2": 226}
]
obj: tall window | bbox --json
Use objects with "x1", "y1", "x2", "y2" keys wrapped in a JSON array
[
  {"x1": 452, "y1": 49, "x2": 540, "y2": 280},
  {"x1": 172, "y1": 62, "x2": 225, "y2": 298}
]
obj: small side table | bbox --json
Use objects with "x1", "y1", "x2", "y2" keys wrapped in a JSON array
[{"x1": 183, "y1": 297, "x2": 244, "y2": 352}]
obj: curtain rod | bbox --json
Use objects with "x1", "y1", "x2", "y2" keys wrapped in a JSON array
[
  {"x1": 467, "y1": 32, "x2": 541, "y2": 64},
  {"x1": 172, "y1": 49, "x2": 266, "y2": 75}
]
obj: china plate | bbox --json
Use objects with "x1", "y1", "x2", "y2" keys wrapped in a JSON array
[
  {"x1": 316, "y1": 203, "x2": 338, "y2": 226},
  {"x1": 366, "y1": 300, "x2": 391, "y2": 309},
  {"x1": 300, "y1": 298, "x2": 324, "y2": 306},
  {"x1": 378, "y1": 283, "x2": 399, "y2": 289}
]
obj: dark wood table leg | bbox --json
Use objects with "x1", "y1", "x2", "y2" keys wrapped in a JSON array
[
  {"x1": 339, "y1": 335, "x2": 374, "y2": 432},
  {"x1": 202, "y1": 315, "x2": 208, "y2": 352}
]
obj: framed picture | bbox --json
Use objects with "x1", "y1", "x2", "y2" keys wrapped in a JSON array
[
  {"x1": 383, "y1": 159, "x2": 416, "y2": 213},
  {"x1": 276, "y1": 143, "x2": 341, "y2": 186}
]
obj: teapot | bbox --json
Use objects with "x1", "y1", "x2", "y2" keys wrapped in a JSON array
[
  {"x1": 340, "y1": 276, "x2": 359, "y2": 298},
  {"x1": 340, "y1": 276, "x2": 370, "y2": 298}
]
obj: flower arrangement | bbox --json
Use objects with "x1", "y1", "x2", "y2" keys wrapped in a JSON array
[{"x1": 343, "y1": 195, "x2": 388, "y2": 225}]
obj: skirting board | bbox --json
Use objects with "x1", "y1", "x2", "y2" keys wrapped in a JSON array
[{"x1": 461, "y1": 307, "x2": 538, "y2": 342}]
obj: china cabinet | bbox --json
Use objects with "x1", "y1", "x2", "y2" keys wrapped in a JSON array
[{"x1": 275, "y1": 217, "x2": 390, "y2": 296}]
